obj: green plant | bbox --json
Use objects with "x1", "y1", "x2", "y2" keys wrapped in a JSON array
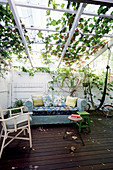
[
  {"x1": 7, "y1": 99, "x2": 24, "y2": 116},
  {"x1": 48, "y1": 68, "x2": 82, "y2": 96},
  {"x1": 36, "y1": 2, "x2": 113, "y2": 68},
  {"x1": 81, "y1": 67, "x2": 113, "y2": 108},
  {"x1": 14, "y1": 99, "x2": 24, "y2": 107},
  {"x1": 0, "y1": 4, "x2": 30, "y2": 77}
]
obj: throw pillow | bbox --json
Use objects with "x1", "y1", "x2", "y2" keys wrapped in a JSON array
[
  {"x1": 65, "y1": 96, "x2": 78, "y2": 107},
  {"x1": 31, "y1": 94, "x2": 44, "y2": 107},
  {"x1": 53, "y1": 95, "x2": 65, "y2": 107},
  {"x1": 42, "y1": 95, "x2": 53, "y2": 107}
]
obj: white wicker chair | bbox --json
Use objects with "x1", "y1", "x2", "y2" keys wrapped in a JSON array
[{"x1": 0, "y1": 106, "x2": 32, "y2": 158}]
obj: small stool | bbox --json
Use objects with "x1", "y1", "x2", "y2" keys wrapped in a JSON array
[{"x1": 76, "y1": 111, "x2": 91, "y2": 133}]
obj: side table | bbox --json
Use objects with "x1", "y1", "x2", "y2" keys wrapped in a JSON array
[{"x1": 64, "y1": 116, "x2": 85, "y2": 146}]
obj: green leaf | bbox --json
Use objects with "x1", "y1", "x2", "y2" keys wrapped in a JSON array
[
  {"x1": 103, "y1": 22, "x2": 107, "y2": 27},
  {"x1": 46, "y1": 10, "x2": 50, "y2": 15},
  {"x1": 37, "y1": 31, "x2": 43, "y2": 38},
  {"x1": 51, "y1": 19, "x2": 57, "y2": 26},
  {"x1": 89, "y1": 23, "x2": 93, "y2": 27},
  {"x1": 56, "y1": 19, "x2": 61, "y2": 25},
  {"x1": 56, "y1": 27, "x2": 60, "y2": 31},
  {"x1": 61, "y1": 3, "x2": 65, "y2": 8}
]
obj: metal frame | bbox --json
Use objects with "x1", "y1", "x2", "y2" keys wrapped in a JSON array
[
  {"x1": 14, "y1": 2, "x2": 113, "y2": 19},
  {"x1": 84, "y1": 38, "x2": 113, "y2": 66},
  {"x1": 1, "y1": 1, "x2": 113, "y2": 19},
  {"x1": 8, "y1": 0, "x2": 33, "y2": 67},
  {"x1": 57, "y1": 3, "x2": 86, "y2": 68},
  {"x1": 67, "y1": 0, "x2": 113, "y2": 7},
  {"x1": 3, "y1": 25, "x2": 113, "y2": 38},
  {"x1": 0, "y1": 0, "x2": 113, "y2": 68}
]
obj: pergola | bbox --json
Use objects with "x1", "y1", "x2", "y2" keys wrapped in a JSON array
[{"x1": 1, "y1": 0, "x2": 113, "y2": 69}]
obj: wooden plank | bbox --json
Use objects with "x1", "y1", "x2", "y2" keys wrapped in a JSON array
[{"x1": 1, "y1": 111, "x2": 113, "y2": 169}]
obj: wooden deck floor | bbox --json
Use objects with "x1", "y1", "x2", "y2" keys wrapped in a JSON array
[{"x1": 1, "y1": 111, "x2": 113, "y2": 170}]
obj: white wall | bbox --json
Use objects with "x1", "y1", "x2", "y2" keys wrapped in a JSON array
[
  {"x1": 0, "y1": 70, "x2": 113, "y2": 109},
  {"x1": 0, "y1": 72, "x2": 12, "y2": 109},
  {"x1": 11, "y1": 71, "x2": 85, "y2": 104},
  {"x1": 11, "y1": 71, "x2": 52, "y2": 105}
]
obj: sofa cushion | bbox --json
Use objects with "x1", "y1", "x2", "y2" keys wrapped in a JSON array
[
  {"x1": 65, "y1": 96, "x2": 78, "y2": 107},
  {"x1": 33, "y1": 106, "x2": 78, "y2": 115},
  {"x1": 53, "y1": 95, "x2": 65, "y2": 107},
  {"x1": 31, "y1": 94, "x2": 44, "y2": 107},
  {"x1": 42, "y1": 95, "x2": 53, "y2": 107}
]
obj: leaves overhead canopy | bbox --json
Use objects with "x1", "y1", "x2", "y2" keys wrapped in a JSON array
[
  {"x1": 37, "y1": 1, "x2": 113, "y2": 68},
  {"x1": 0, "y1": 1, "x2": 113, "y2": 73}
]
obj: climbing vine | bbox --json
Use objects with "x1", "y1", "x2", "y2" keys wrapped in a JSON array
[
  {"x1": 0, "y1": 1, "x2": 113, "y2": 77},
  {"x1": 37, "y1": 1, "x2": 113, "y2": 67},
  {"x1": 0, "y1": 3, "x2": 30, "y2": 76}
]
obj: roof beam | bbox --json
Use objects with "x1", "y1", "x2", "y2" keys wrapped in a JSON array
[
  {"x1": 25, "y1": 26, "x2": 69, "y2": 33},
  {"x1": 57, "y1": 3, "x2": 86, "y2": 68},
  {"x1": 30, "y1": 42, "x2": 63, "y2": 45},
  {"x1": 3, "y1": 25, "x2": 68, "y2": 33},
  {"x1": 3, "y1": 25, "x2": 113, "y2": 39},
  {"x1": 84, "y1": 38, "x2": 113, "y2": 66},
  {"x1": 0, "y1": 0, "x2": 7, "y2": 4},
  {"x1": 1, "y1": 1, "x2": 113, "y2": 19},
  {"x1": 82, "y1": 11, "x2": 113, "y2": 19},
  {"x1": 15, "y1": 2, "x2": 113, "y2": 19},
  {"x1": 67, "y1": 0, "x2": 113, "y2": 7},
  {"x1": 8, "y1": 0, "x2": 33, "y2": 67},
  {"x1": 80, "y1": 32, "x2": 113, "y2": 38},
  {"x1": 27, "y1": 27, "x2": 113, "y2": 38},
  {"x1": 3, "y1": 25, "x2": 113, "y2": 38}
]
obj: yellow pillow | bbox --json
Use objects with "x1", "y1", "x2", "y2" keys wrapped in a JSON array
[
  {"x1": 31, "y1": 94, "x2": 44, "y2": 107},
  {"x1": 65, "y1": 96, "x2": 78, "y2": 107}
]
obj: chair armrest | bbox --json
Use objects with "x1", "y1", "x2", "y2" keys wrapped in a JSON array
[
  {"x1": 0, "y1": 112, "x2": 33, "y2": 122},
  {"x1": 2, "y1": 106, "x2": 25, "y2": 117},
  {"x1": 77, "y1": 98, "x2": 87, "y2": 112},
  {"x1": 2, "y1": 106, "x2": 24, "y2": 112}
]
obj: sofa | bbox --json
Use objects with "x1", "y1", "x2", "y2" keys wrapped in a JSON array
[{"x1": 25, "y1": 94, "x2": 87, "y2": 125}]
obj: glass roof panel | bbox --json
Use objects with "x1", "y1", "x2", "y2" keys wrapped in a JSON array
[
  {"x1": 84, "y1": 4, "x2": 100, "y2": 13},
  {"x1": 1, "y1": 0, "x2": 113, "y2": 70}
]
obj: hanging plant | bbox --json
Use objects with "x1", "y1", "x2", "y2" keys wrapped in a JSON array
[{"x1": 0, "y1": 3, "x2": 30, "y2": 77}]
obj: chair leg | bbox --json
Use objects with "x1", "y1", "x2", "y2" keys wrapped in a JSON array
[
  {"x1": 23, "y1": 129, "x2": 26, "y2": 136},
  {"x1": 0, "y1": 134, "x2": 6, "y2": 159},
  {"x1": 28, "y1": 126, "x2": 32, "y2": 148},
  {"x1": 0, "y1": 128, "x2": 3, "y2": 139}
]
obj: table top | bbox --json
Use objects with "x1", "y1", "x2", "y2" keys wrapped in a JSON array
[
  {"x1": 68, "y1": 115, "x2": 82, "y2": 121},
  {"x1": 77, "y1": 111, "x2": 90, "y2": 115}
]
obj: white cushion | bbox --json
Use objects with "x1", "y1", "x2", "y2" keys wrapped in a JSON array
[{"x1": 6, "y1": 115, "x2": 32, "y2": 129}]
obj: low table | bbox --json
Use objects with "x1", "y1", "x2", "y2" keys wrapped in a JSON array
[
  {"x1": 68, "y1": 115, "x2": 82, "y2": 122},
  {"x1": 63, "y1": 115, "x2": 85, "y2": 146}
]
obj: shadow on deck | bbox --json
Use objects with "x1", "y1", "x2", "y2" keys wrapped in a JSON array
[{"x1": 0, "y1": 110, "x2": 113, "y2": 170}]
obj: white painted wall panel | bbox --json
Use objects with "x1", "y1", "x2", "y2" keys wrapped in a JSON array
[
  {"x1": 0, "y1": 71, "x2": 112, "y2": 109},
  {"x1": 11, "y1": 72, "x2": 52, "y2": 105},
  {"x1": 0, "y1": 73, "x2": 11, "y2": 109}
]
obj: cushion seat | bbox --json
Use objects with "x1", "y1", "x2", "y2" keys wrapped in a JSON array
[
  {"x1": 33, "y1": 106, "x2": 78, "y2": 115},
  {"x1": 6, "y1": 115, "x2": 32, "y2": 129}
]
